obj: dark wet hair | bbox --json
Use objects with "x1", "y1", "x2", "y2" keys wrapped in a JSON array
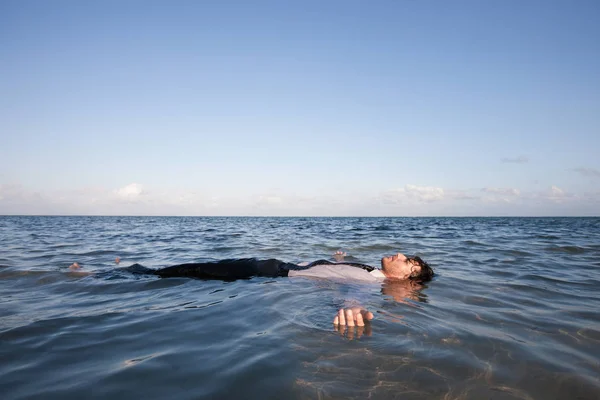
[{"x1": 407, "y1": 256, "x2": 434, "y2": 282}]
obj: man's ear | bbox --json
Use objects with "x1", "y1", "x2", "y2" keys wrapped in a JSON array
[{"x1": 410, "y1": 265, "x2": 420, "y2": 278}]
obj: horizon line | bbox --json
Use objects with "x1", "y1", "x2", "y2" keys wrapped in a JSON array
[{"x1": 1, "y1": 214, "x2": 598, "y2": 218}]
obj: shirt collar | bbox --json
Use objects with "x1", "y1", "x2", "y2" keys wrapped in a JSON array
[{"x1": 369, "y1": 269, "x2": 386, "y2": 279}]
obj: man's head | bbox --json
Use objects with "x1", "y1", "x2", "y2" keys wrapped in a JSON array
[{"x1": 380, "y1": 253, "x2": 434, "y2": 282}]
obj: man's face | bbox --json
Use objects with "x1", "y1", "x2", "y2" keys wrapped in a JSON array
[{"x1": 381, "y1": 253, "x2": 420, "y2": 280}]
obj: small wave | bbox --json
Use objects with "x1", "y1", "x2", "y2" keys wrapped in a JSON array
[
  {"x1": 517, "y1": 273, "x2": 588, "y2": 286},
  {"x1": 373, "y1": 225, "x2": 391, "y2": 231},
  {"x1": 204, "y1": 236, "x2": 228, "y2": 242},
  {"x1": 487, "y1": 269, "x2": 518, "y2": 278},
  {"x1": 462, "y1": 240, "x2": 488, "y2": 247},
  {"x1": 353, "y1": 244, "x2": 398, "y2": 251},
  {"x1": 545, "y1": 245, "x2": 587, "y2": 254},
  {"x1": 483, "y1": 257, "x2": 499, "y2": 263},
  {"x1": 60, "y1": 250, "x2": 117, "y2": 257},
  {"x1": 210, "y1": 246, "x2": 244, "y2": 252},
  {"x1": 122, "y1": 353, "x2": 159, "y2": 367},
  {"x1": 504, "y1": 282, "x2": 565, "y2": 298},
  {"x1": 503, "y1": 249, "x2": 536, "y2": 257},
  {"x1": 50, "y1": 243, "x2": 80, "y2": 249},
  {"x1": 0, "y1": 269, "x2": 53, "y2": 279},
  {"x1": 535, "y1": 234, "x2": 559, "y2": 240},
  {"x1": 577, "y1": 328, "x2": 600, "y2": 342}
]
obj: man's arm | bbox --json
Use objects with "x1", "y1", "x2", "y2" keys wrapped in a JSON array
[{"x1": 329, "y1": 252, "x2": 375, "y2": 329}]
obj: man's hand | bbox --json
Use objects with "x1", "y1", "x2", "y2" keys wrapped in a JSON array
[
  {"x1": 333, "y1": 250, "x2": 347, "y2": 262},
  {"x1": 333, "y1": 307, "x2": 373, "y2": 326},
  {"x1": 333, "y1": 308, "x2": 374, "y2": 339}
]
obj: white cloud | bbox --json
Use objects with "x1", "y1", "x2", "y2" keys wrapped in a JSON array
[
  {"x1": 382, "y1": 184, "x2": 445, "y2": 204},
  {"x1": 115, "y1": 183, "x2": 144, "y2": 200},
  {"x1": 550, "y1": 186, "x2": 564, "y2": 196},
  {"x1": 0, "y1": 184, "x2": 48, "y2": 213},
  {"x1": 481, "y1": 187, "x2": 521, "y2": 196},
  {"x1": 545, "y1": 185, "x2": 569, "y2": 203},
  {"x1": 478, "y1": 187, "x2": 522, "y2": 205},
  {"x1": 258, "y1": 196, "x2": 283, "y2": 205},
  {"x1": 520, "y1": 185, "x2": 574, "y2": 205},
  {"x1": 0, "y1": 182, "x2": 598, "y2": 216},
  {"x1": 451, "y1": 194, "x2": 479, "y2": 201},
  {"x1": 405, "y1": 184, "x2": 445, "y2": 202}
]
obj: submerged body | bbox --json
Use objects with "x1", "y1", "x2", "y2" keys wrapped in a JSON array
[
  {"x1": 116, "y1": 252, "x2": 432, "y2": 328},
  {"x1": 141, "y1": 251, "x2": 432, "y2": 282},
  {"x1": 127, "y1": 258, "x2": 385, "y2": 282}
]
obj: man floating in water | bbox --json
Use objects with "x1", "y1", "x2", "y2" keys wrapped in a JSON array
[
  {"x1": 69, "y1": 251, "x2": 434, "y2": 328},
  {"x1": 139, "y1": 251, "x2": 431, "y2": 282},
  {"x1": 123, "y1": 251, "x2": 434, "y2": 327}
]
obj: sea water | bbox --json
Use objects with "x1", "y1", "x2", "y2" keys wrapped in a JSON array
[{"x1": 0, "y1": 216, "x2": 599, "y2": 399}]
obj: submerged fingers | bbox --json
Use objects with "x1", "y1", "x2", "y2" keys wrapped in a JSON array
[
  {"x1": 345, "y1": 309, "x2": 355, "y2": 327},
  {"x1": 333, "y1": 311, "x2": 368, "y2": 340},
  {"x1": 356, "y1": 312, "x2": 364, "y2": 327},
  {"x1": 333, "y1": 308, "x2": 372, "y2": 342},
  {"x1": 334, "y1": 308, "x2": 373, "y2": 326}
]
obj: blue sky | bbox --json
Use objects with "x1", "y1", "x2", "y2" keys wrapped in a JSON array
[{"x1": 1, "y1": 0, "x2": 599, "y2": 216}]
